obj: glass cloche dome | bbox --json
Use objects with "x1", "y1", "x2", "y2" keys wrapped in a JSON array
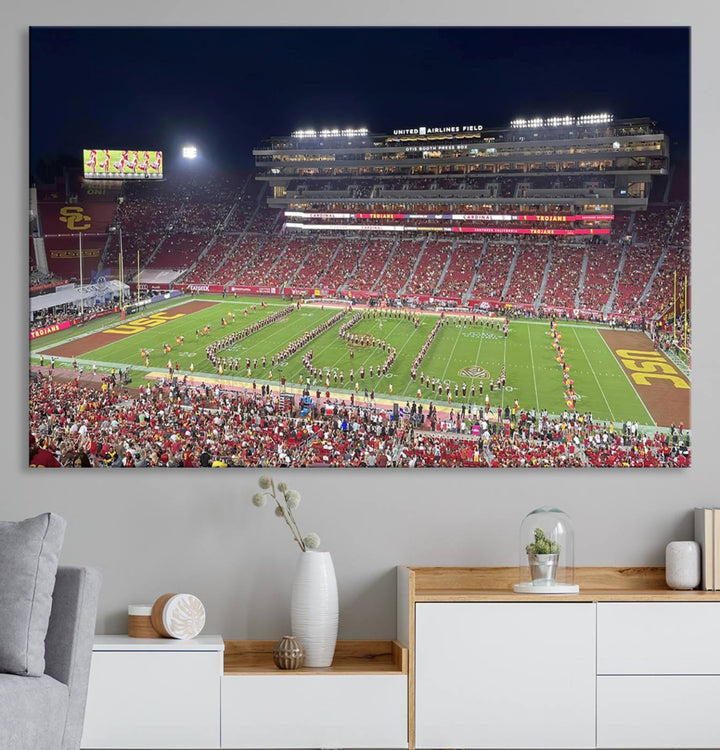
[{"x1": 514, "y1": 506, "x2": 579, "y2": 593}]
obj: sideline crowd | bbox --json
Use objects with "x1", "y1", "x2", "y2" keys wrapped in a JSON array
[{"x1": 29, "y1": 371, "x2": 690, "y2": 468}]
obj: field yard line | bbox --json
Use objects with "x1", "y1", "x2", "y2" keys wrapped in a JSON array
[
  {"x1": 473, "y1": 324, "x2": 486, "y2": 366},
  {"x1": 438, "y1": 324, "x2": 463, "y2": 383},
  {"x1": 500, "y1": 334, "x2": 507, "y2": 411},
  {"x1": 526, "y1": 325, "x2": 540, "y2": 412},
  {"x1": 596, "y1": 331, "x2": 655, "y2": 425},
  {"x1": 570, "y1": 327, "x2": 618, "y2": 422}
]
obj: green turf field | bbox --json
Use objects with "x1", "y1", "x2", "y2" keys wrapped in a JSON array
[{"x1": 30, "y1": 295, "x2": 655, "y2": 424}]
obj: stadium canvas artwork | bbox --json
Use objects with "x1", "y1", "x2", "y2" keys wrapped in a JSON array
[{"x1": 28, "y1": 26, "x2": 690, "y2": 468}]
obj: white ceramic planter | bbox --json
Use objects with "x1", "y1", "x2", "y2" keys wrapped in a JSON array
[
  {"x1": 290, "y1": 550, "x2": 338, "y2": 667},
  {"x1": 665, "y1": 540, "x2": 701, "y2": 590}
]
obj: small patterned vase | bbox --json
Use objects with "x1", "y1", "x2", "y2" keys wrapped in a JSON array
[{"x1": 272, "y1": 635, "x2": 305, "y2": 670}]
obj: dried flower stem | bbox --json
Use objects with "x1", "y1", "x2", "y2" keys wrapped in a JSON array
[
  {"x1": 252, "y1": 475, "x2": 320, "y2": 553},
  {"x1": 270, "y1": 479, "x2": 306, "y2": 551}
]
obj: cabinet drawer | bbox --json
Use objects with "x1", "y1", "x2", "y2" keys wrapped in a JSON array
[
  {"x1": 81, "y1": 650, "x2": 222, "y2": 749},
  {"x1": 221, "y1": 673, "x2": 407, "y2": 748},
  {"x1": 597, "y1": 675, "x2": 720, "y2": 748},
  {"x1": 597, "y1": 603, "x2": 720, "y2": 674}
]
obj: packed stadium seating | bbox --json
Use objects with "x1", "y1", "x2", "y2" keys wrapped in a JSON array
[
  {"x1": 578, "y1": 243, "x2": 623, "y2": 312},
  {"x1": 671, "y1": 204, "x2": 689, "y2": 248},
  {"x1": 642, "y1": 243, "x2": 690, "y2": 317},
  {"x1": 612, "y1": 243, "x2": 664, "y2": 315},
  {"x1": 31, "y1": 164, "x2": 689, "y2": 321},
  {"x1": 345, "y1": 238, "x2": 396, "y2": 292},
  {"x1": 212, "y1": 235, "x2": 267, "y2": 286},
  {"x1": 144, "y1": 231, "x2": 213, "y2": 270},
  {"x1": 541, "y1": 242, "x2": 586, "y2": 309},
  {"x1": 404, "y1": 240, "x2": 453, "y2": 296},
  {"x1": 503, "y1": 241, "x2": 550, "y2": 306},
  {"x1": 470, "y1": 241, "x2": 516, "y2": 300},
  {"x1": 105, "y1": 229, "x2": 165, "y2": 271},
  {"x1": 248, "y1": 206, "x2": 282, "y2": 233},
  {"x1": 291, "y1": 238, "x2": 341, "y2": 288},
  {"x1": 181, "y1": 234, "x2": 239, "y2": 285},
  {"x1": 262, "y1": 237, "x2": 318, "y2": 288},
  {"x1": 375, "y1": 239, "x2": 425, "y2": 296},
  {"x1": 632, "y1": 205, "x2": 680, "y2": 246},
  {"x1": 222, "y1": 179, "x2": 264, "y2": 233},
  {"x1": 434, "y1": 241, "x2": 485, "y2": 300},
  {"x1": 317, "y1": 238, "x2": 366, "y2": 290},
  {"x1": 240, "y1": 235, "x2": 288, "y2": 286}
]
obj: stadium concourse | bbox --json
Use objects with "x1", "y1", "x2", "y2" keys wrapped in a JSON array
[{"x1": 28, "y1": 364, "x2": 689, "y2": 468}]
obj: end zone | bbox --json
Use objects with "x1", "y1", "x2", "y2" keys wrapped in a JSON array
[{"x1": 600, "y1": 329, "x2": 690, "y2": 428}]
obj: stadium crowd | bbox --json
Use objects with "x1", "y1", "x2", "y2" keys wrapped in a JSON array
[
  {"x1": 28, "y1": 371, "x2": 689, "y2": 468},
  {"x1": 31, "y1": 301, "x2": 120, "y2": 333}
]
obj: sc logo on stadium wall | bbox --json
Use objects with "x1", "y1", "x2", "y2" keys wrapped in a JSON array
[{"x1": 58, "y1": 206, "x2": 91, "y2": 231}]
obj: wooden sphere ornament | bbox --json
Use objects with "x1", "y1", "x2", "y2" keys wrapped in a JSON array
[{"x1": 151, "y1": 592, "x2": 206, "y2": 639}]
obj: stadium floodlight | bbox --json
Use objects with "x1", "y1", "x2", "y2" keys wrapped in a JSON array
[
  {"x1": 291, "y1": 126, "x2": 368, "y2": 138},
  {"x1": 182, "y1": 145, "x2": 198, "y2": 159}
]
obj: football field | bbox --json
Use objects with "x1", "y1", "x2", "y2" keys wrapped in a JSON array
[{"x1": 32, "y1": 295, "x2": 690, "y2": 427}]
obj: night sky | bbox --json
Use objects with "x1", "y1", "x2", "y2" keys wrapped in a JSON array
[{"x1": 29, "y1": 26, "x2": 690, "y2": 175}]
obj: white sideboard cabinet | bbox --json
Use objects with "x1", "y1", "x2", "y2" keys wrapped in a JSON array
[
  {"x1": 80, "y1": 635, "x2": 224, "y2": 749},
  {"x1": 399, "y1": 566, "x2": 720, "y2": 750}
]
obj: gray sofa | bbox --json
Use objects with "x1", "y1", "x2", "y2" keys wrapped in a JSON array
[{"x1": 0, "y1": 566, "x2": 102, "y2": 750}]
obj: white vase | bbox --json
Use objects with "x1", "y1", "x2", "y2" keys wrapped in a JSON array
[
  {"x1": 291, "y1": 550, "x2": 338, "y2": 667},
  {"x1": 665, "y1": 540, "x2": 701, "y2": 590}
]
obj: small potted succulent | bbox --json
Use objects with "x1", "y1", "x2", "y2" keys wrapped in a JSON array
[{"x1": 525, "y1": 528, "x2": 561, "y2": 584}]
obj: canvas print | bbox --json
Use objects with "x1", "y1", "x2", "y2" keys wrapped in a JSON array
[{"x1": 29, "y1": 27, "x2": 690, "y2": 467}]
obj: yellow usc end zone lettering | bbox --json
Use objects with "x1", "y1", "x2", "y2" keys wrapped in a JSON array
[
  {"x1": 616, "y1": 349, "x2": 689, "y2": 389},
  {"x1": 106, "y1": 311, "x2": 186, "y2": 335}
]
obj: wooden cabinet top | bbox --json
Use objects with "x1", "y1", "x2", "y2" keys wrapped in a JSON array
[
  {"x1": 224, "y1": 640, "x2": 407, "y2": 675},
  {"x1": 401, "y1": 566, "x2": 720, "y2": 602}
]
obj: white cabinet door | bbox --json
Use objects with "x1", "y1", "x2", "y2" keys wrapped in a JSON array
[
  {"x1": 597, "y1": 602, "x2": 720, "y2": 674},
  {"x1": 597, "y1": 675, "x2": 720, "y2": 748},
  {"x1": 415, "y1": 602, "x2": 596, "y2": 749},
  {"x1": 81, "y1": 650, "x2": 222, "y2": 748},
  {"x1": 222, "y1": 674, "x2": 407, "y2": 748}
]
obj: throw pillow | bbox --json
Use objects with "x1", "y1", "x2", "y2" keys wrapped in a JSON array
[{"x1": 0, "y1": 513, "x2": 66, "y2": 676}]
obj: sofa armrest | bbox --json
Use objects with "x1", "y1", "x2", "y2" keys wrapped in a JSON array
[{"x1": 45, "y1": 566, "x2": 102, "y2": 750}]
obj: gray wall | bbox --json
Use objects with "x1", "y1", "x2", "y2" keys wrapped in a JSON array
[{"x1": 6, "y1": 3, "x2": 719, "y2": 641}]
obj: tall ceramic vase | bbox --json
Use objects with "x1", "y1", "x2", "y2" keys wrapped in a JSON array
[{"x1": 290, "y1": 550, "x2": 338, "y2": 667}]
